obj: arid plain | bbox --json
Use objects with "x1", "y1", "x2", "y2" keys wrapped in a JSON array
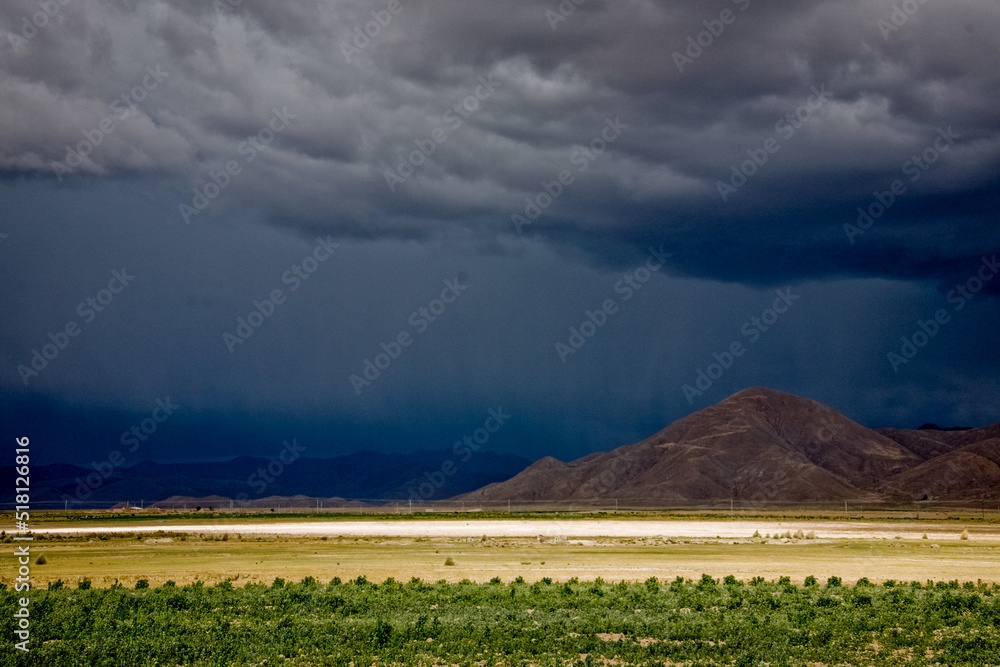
[{"x1": 17, "y1": 511, "x2": 1000, "y2": 588}]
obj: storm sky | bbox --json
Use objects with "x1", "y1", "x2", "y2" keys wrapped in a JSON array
[{"x1": 1, "y1": 0, "x2": 999, "y2": 466}]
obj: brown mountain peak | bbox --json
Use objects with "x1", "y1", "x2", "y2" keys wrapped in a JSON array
[{"x1": 457, "y1": 387, "x2": 997, "y2": 504}]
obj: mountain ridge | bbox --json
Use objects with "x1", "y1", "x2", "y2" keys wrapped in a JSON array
[{"x1": 457, "y1": 387, "x2": 1000, "y2": 504}]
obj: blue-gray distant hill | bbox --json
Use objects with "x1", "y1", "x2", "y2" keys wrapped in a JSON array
[{"x1": 21, "y1": 449, "x2": 533, "y2": 507}]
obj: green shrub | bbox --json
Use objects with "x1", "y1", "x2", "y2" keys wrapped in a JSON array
[
  {"x1": 135, "y1": 579, "x2": 150, "y2": 589},
  {"x1": 372, "y1": 620, "x2": 393, "y2": 648}
]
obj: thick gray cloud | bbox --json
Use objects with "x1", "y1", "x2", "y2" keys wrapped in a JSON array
[{"x1": 1, "y1": 0, "x2": 996, "y2": 277}]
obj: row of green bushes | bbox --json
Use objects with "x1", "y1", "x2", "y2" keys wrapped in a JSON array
[
  {"x1": 3, "y1": 575, "x2": 998, "y2": 666},
  {"x1": 19, "y1": 572, "x2": 999, "y2": 592}
]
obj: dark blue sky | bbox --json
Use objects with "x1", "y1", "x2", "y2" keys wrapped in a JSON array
[{"x1": 1, "y1": 0, "x2": 998, "y2": 466}]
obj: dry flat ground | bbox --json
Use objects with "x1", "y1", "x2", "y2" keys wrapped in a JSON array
[
  {"x1": 34, "y1": 517, "x2": 1000, "y2": 541},
  {"x1": 15, "y1": 515, "x2": 1000, "y2": 588}
]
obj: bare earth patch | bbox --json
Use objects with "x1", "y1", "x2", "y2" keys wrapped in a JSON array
[{"x1": 35, "y1": 518, "x2": 1000, "y2": 542}]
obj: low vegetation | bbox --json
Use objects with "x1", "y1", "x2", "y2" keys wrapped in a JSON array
[{"x1": 3, "y1": 575, "x2": 998, "y2": 666}]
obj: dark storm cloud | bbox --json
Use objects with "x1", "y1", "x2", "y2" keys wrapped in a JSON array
[
  {"x1": 2, "y1": 0, "x2": 998, "y2": 290},
  {"x1": 2, "y1": 0, "x2": 1000, "y2": 462}
]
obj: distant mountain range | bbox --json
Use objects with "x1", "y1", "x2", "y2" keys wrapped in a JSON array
[
  {"x1": 22, "y1": 449, "x2": 533, "y2": 507},
  {"x1": 19, "y1": 387, "x2": 1000, "y2": 508},
  {"x1": 457, "y1": 387, "x2": 1000, "y2": 504}
]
